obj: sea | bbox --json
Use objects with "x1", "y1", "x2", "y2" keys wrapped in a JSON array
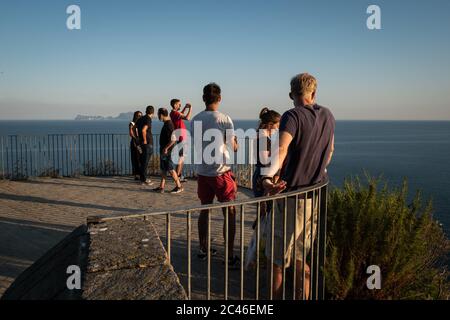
[{"x1": 0, "y1": 120, "x2": 449, "y2": 234}]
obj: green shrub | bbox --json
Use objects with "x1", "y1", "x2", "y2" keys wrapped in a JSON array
[{"x1": 325, "y1": 176, "x2": 450, "y2": 299}]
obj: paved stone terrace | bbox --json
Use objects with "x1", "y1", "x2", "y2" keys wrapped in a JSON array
[{"x1": 0, "y1": 176, "x2": 275, "y2": 299}]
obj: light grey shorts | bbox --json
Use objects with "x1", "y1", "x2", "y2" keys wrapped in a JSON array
[{"x1": 264, "y1": 195, "x2": 318, "y2": 268}]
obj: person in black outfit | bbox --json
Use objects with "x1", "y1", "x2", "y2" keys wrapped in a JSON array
[
  {"x1": 134, "y1": 105, "x2": 154, "y2": 185},
  {"x1": 129, "y1": 111, "x2": 142, "y2": 180},
  {"x1": 152, "y1": 108, "x2": 183, "y2": 194}
]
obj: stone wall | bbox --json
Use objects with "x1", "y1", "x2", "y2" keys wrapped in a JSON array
[{"x1": 2, "y1": 218, "x2": 186, "y2": 300}]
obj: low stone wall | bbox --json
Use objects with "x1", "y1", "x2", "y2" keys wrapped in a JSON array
[{"x1": 2, "y1": 218, "x2": 187, "y2": 300}]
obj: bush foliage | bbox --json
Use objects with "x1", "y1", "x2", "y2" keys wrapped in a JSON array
[{"x1": 325, "y1": 176, "x2": 450, "y2": 299}]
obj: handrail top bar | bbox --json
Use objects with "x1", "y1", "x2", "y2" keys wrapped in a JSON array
[{"x1": 87, "y1": 179, "x2": 328, "y2": 224}]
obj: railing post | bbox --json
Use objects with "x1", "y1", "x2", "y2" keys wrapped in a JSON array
[
  {"x1": 270, "y1": 199, "x2": 275, "y2": 300},
  {"x1": 166, "y1": 213, "x2": 171, "y2": 264},
  {"x1": 282, "y1": 196, "x2": 287, "y2": 300},
  {"x1": 310, "y1": 190, "x2": 315, "y2": 300},
  {"x1": 318, "y1": 185, "x2": 328, "y2": 300},
  {"x1": 302, "y1": 192, "x2": 307, "y2": 300},
  {"x1": 207, "y1": 208, "x2": 211, "y2": 300},
  {"x1": 187, "y1": 210, "x2": 191, "y2": 300},
  {"x1": 224, "y1": 206, "x2": 229, "y2": 300},
  {"x1": 255, "y1": 202, "x2": 261, "y2": 300},
  {"x1": 240, "y1": 204, "x2": 245, "y2": 300}
]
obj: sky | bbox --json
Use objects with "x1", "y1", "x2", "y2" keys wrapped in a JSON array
[{"x1": 0, "y1": 0, "x2": 449, "y2": 120}]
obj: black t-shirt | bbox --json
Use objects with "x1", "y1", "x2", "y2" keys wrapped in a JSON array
[
  {"x1": 136, "y1": 115, "x2": 153, "y2": 146},
  {"x1": 160, "y1": 120, "x2": 175, "y2": 152},
  {"x1": 280, "y1": 104, "x2": 335, "y2": 188}
]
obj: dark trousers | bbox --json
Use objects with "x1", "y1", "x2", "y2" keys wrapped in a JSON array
[
  {"x1": 139, "y1": 144, "x2": 153, "y2": 182},
  {"x1": 130, "y1": 140, "x2": 140, "y2": 176}
]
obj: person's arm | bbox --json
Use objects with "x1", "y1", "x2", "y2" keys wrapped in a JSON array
[
  {"x1": 261, "y1": 131, "x2": 292, "y2": 194},
  {"x1": 142, "y1": 125, "x2": 148, "y2": 145},
  {"x1": 129, "y1": 124, "x2": 135, "y2": 139},
  {"x1": 163, "y1": 140, "x2": 176, "y2": 155},
  {"x1": 224, "y1": 117, "x2": 238, "y2": 152},
  {"x1": 326, "y1": 134, "x2": 335, "y2": 166},
  {"x1": 180, "y1": 104, "x2": 193, "y2": 120}
]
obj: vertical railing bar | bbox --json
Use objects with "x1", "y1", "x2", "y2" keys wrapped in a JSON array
[
  {"x1": 255, "y1": 202, "x2": 260, "y2": 300},
  {"x1": 240, "y1": 204, "x2": 245, "y2": 300},
  {"x1": 19, "y1": 136, "x2": 23, "y2": 178},
  {"x1": 224, "y1": 206, "x2": 229, "y2": 300},
  {"x1": 1, "y1": 137, "x2": 4, "y2": 178},
  {"x1": 270, "y1": 199, "x2": 275, "y2": 300},
  {"x1": 28, "y1": 137, "x2": 33, "y2": 177},
  {"x1": 166, "y1": 213, "x2": 171, "y2": 264},
  {"x1": 65, "y1": 135, "x2": 68, "y2": 176},
  {"x1": 310, "y1": 189, "x2": 315, "y2": 300},
  {"x1": 207, "y1": 209, "x2": 211, "y2": 300},
  {"x1": 111, "y1": 134, "x2": 115, "y2": 174},
  {"x1": 5, "y1": 137, "x2": 7, "y2": 178},
  {"x1": 302, "y1": 192, "x2": 307, "y2": 300},
  {"x1": 282, "y1": 196, "x2": 287, "y2": 300},
  {"x1": 293, "y1": 194, "x2": 298, "y2": 300},
  {"x1": 315, "y1": 188, "x2": 321, "y2": 300},
  {"x1": 187, "y1": 210, "x2": 191, "y2": 300},
  {"x1": 318, "y1": 185, "x2": 328, "y2": 300}
]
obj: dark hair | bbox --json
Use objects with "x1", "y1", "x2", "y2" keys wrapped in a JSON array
[
  {"x1": 203, "y1": 83, "x2": 221, "y2": 105},
  {"x1": 158, "y1": 107, "x2": 168, "y2": 118},
  {"x1": 132, "y1": 111, "x2": 142, "y2": 123},
  {"x1": 170, "y1": 99, "x2": 180, "y2": 108},
  {"x1": 259, "y1": 107, "x2": 281, "y2": 128},
  {"x1": 145, "y1": 105, "x2": 154, "y2": 115}
]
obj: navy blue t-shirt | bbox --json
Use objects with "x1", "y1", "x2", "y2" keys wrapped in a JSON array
[
  {"x1": 136, "y1": 115, "x2": 153, "y2": 146},
  {"x1": 280, "y1": 104, "x2": 335, "y2": 188}
]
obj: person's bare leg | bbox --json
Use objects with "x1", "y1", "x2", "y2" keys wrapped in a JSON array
[
  {"x1": 160, "y1": 173, "x2": 166, "y2": 189},
  {"x1": 169, "y1": 170, "x2": 182, "y2": 188},
  {"x1": 198, "y1": 209, "x2": 209, "y2": 252},
  {"x1": 295, "y1": 260, "x2": 310, "y2": 300},
  {"x1": 176, "y1": 156, "x2": 184, "y2": 177},
  {"x1": 267, "y1": 260, "x2": 283, "y2": 299},
  {"x1": 222, "y1": 206, "x2": 236, "y2": 257}
]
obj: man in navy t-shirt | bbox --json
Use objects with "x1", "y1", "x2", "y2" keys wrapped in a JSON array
[{"x1": 262, "y1": 73, "x2": 335, "y2": 299}]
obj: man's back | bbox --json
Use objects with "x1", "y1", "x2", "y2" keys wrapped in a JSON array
[
  {"x1": 191, "y1": 110, "x2": 234, "y2": 177},
  {"x1": 280, "y1": 104, "x2": 335, "y2": 188},
  {"x1": 136, "y1": 115, "x2": 153, "y2": 146}
]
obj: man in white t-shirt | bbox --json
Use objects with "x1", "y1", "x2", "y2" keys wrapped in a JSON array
[{"x1": 190, "y1": 83, "x2": 239, "y2": 268}]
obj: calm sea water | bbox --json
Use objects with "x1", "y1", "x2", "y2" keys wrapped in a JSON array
[{"x1": 1, "y1": 120, "x2": 449, "y2": 233}]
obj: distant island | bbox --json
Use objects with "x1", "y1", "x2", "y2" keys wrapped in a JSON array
[{"x1": 75, "y1": 112, "x2": 134, "y2": 121}]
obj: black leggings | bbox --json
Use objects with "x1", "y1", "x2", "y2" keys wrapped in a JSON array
[{"x1": 130, "y1": 140, "x2": 140, "y2": 176}]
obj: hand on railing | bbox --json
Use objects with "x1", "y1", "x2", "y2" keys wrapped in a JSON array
[{"x1": 262, "y1": 178, "x2": 287, "y2": 196}]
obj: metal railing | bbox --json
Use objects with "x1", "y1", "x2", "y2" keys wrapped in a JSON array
[
  {"x1": 0, "y1": 133, "x2": 328, "y2": 299},
  {"x1": 0, "y1": 134, "x2": 138, "y2": 178},
  {"x1": 0, "y1": 134, "x2": 254, "y2": 187},
  {"x1": 87, "y1": 180, "x2": 328, "y2": 300}
]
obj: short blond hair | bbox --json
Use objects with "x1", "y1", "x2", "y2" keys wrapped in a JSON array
[{"x1": 290, "y1": 73, "x2": 317, "y2": 97}]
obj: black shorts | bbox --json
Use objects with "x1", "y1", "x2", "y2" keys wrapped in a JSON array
[{"x1": 160, "y1": 154, "x2": 175, "y2": 173}]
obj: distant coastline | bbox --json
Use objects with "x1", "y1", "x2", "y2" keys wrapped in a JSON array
[{"x1": 74, "y1": 112, "x2": 134, "y2": 121}]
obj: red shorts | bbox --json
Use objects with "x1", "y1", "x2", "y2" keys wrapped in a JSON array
[{"x1": 197, "y1": 171, "x2": 237, "y2": 204}]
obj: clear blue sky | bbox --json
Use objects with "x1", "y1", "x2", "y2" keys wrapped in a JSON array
[{"x1": 1, "y1": 0, "x2": 449, "y2": 120}]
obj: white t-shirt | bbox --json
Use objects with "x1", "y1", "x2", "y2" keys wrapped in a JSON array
[{"x1": 190, "y1": 110, "x2": 235, "y2": 177}]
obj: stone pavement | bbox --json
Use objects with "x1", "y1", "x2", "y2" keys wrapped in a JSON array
[{"x1": 0, "y1": 176, "x2": 273, "y2": 299}]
